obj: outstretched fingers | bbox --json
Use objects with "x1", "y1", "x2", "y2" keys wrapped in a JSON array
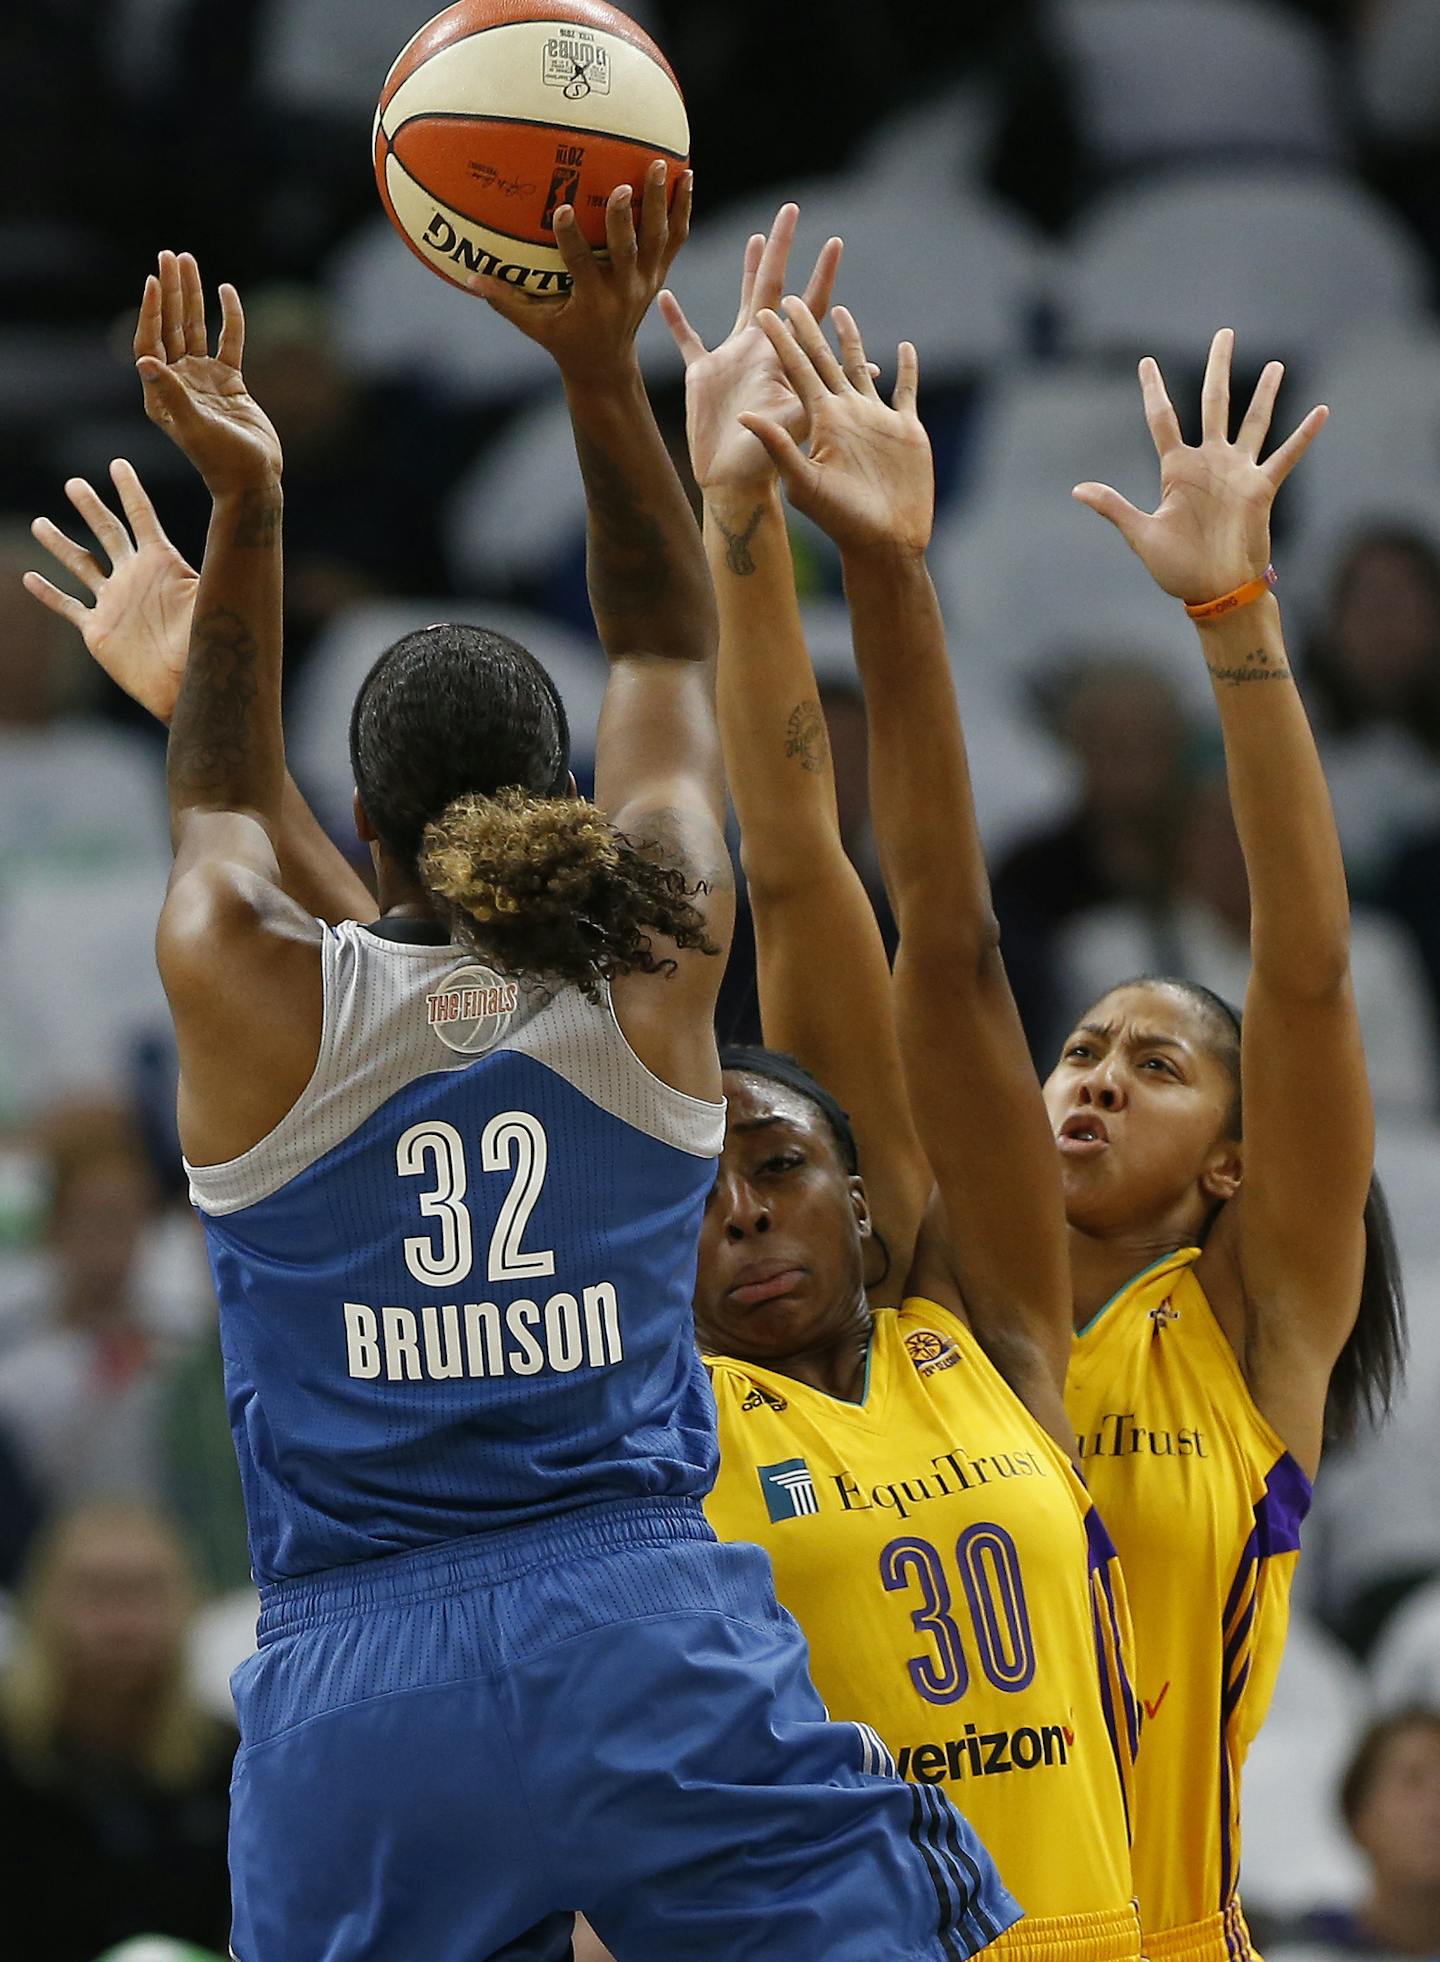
[
  {"x1": 21, "y1": 568, "x2": 86, "y2": 631},
  {"x1": 30, "y1": 513, "x2": 105, "y2": 594},
  {"x1": 1139, "y1": 356, "x2": 1183, "y2": 459},
  {"x1": 178, "y1": 253, "x2": 208, "y2": 358},
  {"x1": 832, "y1": 306, "x2": 878, "y2": 399},
  {"x1": 64, "y1": 475, "x2": 132, "y2": 564},
  {"x1": 893, "y1": 339, "x2": 920, "y2": 415},
  {"x1": 751, "y1": 203, "x2": 800, "y2": 319},
  {"x1": 109, "y1": 458, "x2": 166, "y2": 544},
  {"x1": 1200, "y1": 327, "x2": 1233, "y2": 444},
  {"x1": 780, "y1": 296, "x2": 847, "y2": 393},
  {"x1": 157, "y1": 251, "x2": 186, "y2": 362},
  {"x1": 133, "y1": 273, "x2": 164, "y2": 366},
  {"x1": 755, "y1": 307, "x2": 826, "y2": 411},
  {"x1": 1236, "y1": 360, "x2": 1283, "y2": 460},
  {"x1": 1262, "y1": 403, "x2": 1329, "y2": 490},
  {"x1": 657, "y1": 288, "x2": 706, "y2": 364},
  {"x1": 733, "y1": 233, "x2": 766, "y2": 332},
  {"x1": 217, "y1": 283, "x2": 246, "y2": 371},
  {"x1": 799, "y1": 236, "x2": 844, "y2": 328}
]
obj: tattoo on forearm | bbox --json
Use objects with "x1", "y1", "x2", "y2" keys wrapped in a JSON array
[
  {"x1": 573, "y1": 427, "x2": 672, "y2": 616},
  {"x1": 170, "y1": 606, "x2": 259, "y2": 793},
  {"x1": 233, "y1": 487, "x2": 282, "y2": 550},
  {"x1": 1205, "y1": 645, "x2": 1293, "y2": 686},
  {"x1": 784, "y1": 700, "x2": 829, "y2": 773},
  {"x1": 715, "y1": 504, "x2": 764, "y2": 576}
]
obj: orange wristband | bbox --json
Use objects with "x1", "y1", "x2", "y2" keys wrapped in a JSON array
[{"x1": 1184, "y1": 565, "x2": 1278, "y2": 622}]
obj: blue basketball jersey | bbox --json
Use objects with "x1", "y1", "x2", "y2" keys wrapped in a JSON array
[{"x1": 188, "y1": 920, "x2": 725, "y2": 1584}]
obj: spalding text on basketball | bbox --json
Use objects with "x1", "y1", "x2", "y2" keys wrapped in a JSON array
[{"x1": 422, "y1": 211, "x2": 571, "y2": 292}]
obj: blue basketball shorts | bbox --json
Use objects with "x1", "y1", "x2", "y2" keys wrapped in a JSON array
[{"x1": 227, "y1": 1497, "x2": 1019, "y2": 1962}]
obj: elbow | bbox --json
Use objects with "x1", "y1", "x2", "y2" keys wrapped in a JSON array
[
  {"x1": 899, "y1": 894, "x2": 1003, "y2": 978},
  {"x1": 1251, "y1": 926, "x2": 1353, "y2": 1002}
]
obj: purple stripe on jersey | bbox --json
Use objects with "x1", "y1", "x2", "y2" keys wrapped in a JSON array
[
  {"x1": 1219, "y1": 1711, "x2": 1235, "y2": 1905},
  {"x1": 1084, "y1": 1499, "x2": 1120, "y2": 1570},
  {"x1": 1099, "y1": 1559, "x2": 1141, "y2": 1759},
  {"x1": 1091, "y1": 1587, "x2": 1132, "y2": 1843},
  {"x1": 1255, "y1": 1451, "x2": 1313, "y2": 1558}
]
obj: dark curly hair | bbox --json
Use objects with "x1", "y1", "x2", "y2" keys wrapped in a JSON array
[
  {"x1": 350, "y1": 623, "x2": 715, "y2": 995},
  {"x1": 422, "y1": 788, "x2": 715, "y2": 998}
]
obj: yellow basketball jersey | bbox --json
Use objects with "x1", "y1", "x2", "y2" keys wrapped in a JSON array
[
  {"x1": 706, "y1": 1301, "x2": 1140, "y2": 1949},
  {"x1": 1067, "y1": 1249, "x2": 1311, "y2": 1952}
]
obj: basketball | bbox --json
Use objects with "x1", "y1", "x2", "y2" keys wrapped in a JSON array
[{"x1": 373, "y1": 0, "x2": 689, "y2": 297}]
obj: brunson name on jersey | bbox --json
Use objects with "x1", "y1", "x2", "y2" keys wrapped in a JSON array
[{"x1": 343, "y1": 1283, "x2": 623, "y2": 1382}]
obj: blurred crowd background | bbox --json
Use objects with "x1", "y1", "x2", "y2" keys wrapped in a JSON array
[{"x1": 5, "y1": 0, "x2": 1440, "y2": 1955}]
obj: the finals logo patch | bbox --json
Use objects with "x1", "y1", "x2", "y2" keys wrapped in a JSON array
[{"x1": 425, "y1": 963, "x2": 518, "y2": 1055}]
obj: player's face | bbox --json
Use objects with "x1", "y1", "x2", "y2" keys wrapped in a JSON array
[
  {"x1": 694, "y1": 1073, "x2": 870, "y2": 1364},
  {"x1": 1042, "y1": 982, "x2": 1242, "y2": 1239}
]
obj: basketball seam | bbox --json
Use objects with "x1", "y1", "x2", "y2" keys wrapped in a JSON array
[{"x1": 387, "y1": 108, "x2": 687, "y2": 163}]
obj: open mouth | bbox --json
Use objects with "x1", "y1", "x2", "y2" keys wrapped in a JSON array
[{"x1": 1058, "y1": 1113, "x2": 1109, "y2": 1155}]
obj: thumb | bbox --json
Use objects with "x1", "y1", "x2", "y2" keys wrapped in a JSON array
[
  {"x1": 737, "y1": 411, "x2": 810, "y2": 493},
  {"x1": 136, "y1": 358, "x2": 198, "y2": 429},
  {"x1": 1072, "y1": 481, "x2": 1145, "y2": 546},
  {"x1": 658, "y1": 289, "x2": 705, "y2": 365}
]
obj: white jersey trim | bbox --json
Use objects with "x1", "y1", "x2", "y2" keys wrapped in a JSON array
[{"x1": 187, "y1": 919, "x2": 724, "y2": 1217}]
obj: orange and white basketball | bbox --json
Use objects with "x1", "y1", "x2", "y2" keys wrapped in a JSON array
[{"x1": 373, "y1": 0, "x2": 689, "y2": 296}]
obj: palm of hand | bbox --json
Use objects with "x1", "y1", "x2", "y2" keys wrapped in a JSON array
[
  {"x1": 89, "y1": 537, "x2": 198, "y2": 721},
  {"x1": 155, "y1": 356, "x2": 282, "y2": 479},
  {"x1": 802, "y1": 398, "x2": 933, "y2": 553},
  {"x1": 687, "y1": 325, "x2": 803, "y2": 487},
  {"x1": 1136, "y1": 445, "x2": 1272, "y2": 602}
]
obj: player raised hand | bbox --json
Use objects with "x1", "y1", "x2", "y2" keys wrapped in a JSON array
[
  {"x1": 25, "y1": 460, "x2": 197, "y2": 723},
  {"x1": 471, "y1": 159, "x2": 690, "y2": 380},
  {"x1": 744, "y1": 299, "x2": 933, "y2": 554},
  {"x1": 135, "y1": 251, "x2": 283, "y2": 496},
  {"x1": 1072, "y1": 328, "x2": 1328, "y2": 603},
  {"x1": 657, "y1": 203, "x2": 842, "y2": 492}
]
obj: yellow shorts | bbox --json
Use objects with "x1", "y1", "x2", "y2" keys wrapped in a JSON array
[
  {"x1": 989, "y1": 1903, "x2": 1144, "y2": 1962},
  {"x1": 1143, "y1": 1901, "x2": 1257, "y2": 1962}
]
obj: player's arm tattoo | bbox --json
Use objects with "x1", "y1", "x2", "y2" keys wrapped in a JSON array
[
  {"x1": 573, "y1": 426, "x2": 672, "y2": 617},
  {"x1": 713, "y1": 503, "x2": 764, "y2": 576},
  {"x1": 168, "y1": 606, "x2": 261, "y2": 799},
  {"x1": 1205, "y1": 644, "x2": 1293, "y2": 686},
  {"x1": 232, "y1": 485, "x2": 282, "y2": 549},
  {"x1": 784, "y1": 699, "x2": 829, "y2": 773}
]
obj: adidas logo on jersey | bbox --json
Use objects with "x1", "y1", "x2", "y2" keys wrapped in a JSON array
[{"x1": 740, "y1": 1383, "x2": 789, "y2": 1414}]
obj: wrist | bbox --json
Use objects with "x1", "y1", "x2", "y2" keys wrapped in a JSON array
[
  {"x1": 705, "y1": 479, "x2": 781, "y2": 518},
  {"x1": 210, "y1": 476, "x2": 283, "y2": 507},
  {"x1": 1195, "y1": 591, "x2": 1290, "y2": 680},
  {"x1": 561, "y1": 352, "x2": 645, "y2": 403},
  {"x1": 841, "y1": 537, "x2": 929, "y2": 580}
]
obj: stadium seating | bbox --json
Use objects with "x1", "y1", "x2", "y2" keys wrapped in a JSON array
[
  {"x1": 1053, "y1": 0, "x2": 1346, "y2": 174},
  {"x1": 1059, "y1": 168, "x2": 1432, "y2": 365}
]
